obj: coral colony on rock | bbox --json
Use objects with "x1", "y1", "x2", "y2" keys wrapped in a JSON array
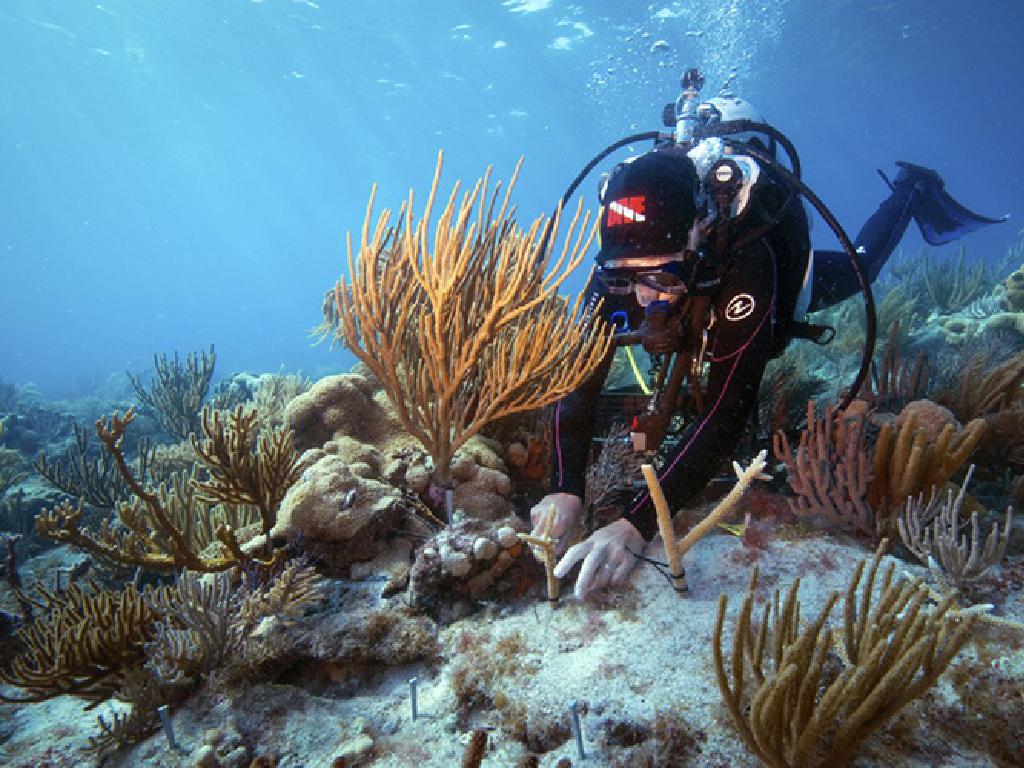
[{"x1": 3, "y1": 5, "x2": 1024, "y2": 768}]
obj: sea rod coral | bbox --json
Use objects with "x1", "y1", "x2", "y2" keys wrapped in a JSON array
[{"x1": 329, "y1": 151, "x2": 613, "y2": 493}]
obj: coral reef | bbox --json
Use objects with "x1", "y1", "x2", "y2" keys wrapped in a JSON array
[
  {"x1": 899, "y1": 465, "x2": 1013, "y2": 591},
  {"x1": 329, "y1": 152, "x2": 612, "y2": 488},
  {"x1": 863, "y1": 321, "x2": 929, "y2": 412},
  {"x1": 0, "y1": 579, "x2": 171, "y2": 705},
  {"x1": 128, "y1": 345, "x2": 216, "y2": 441},
  {"x1": 920, "y1": 245, "x2": 993, "y2": 314},
  {"x1": 36, "y1": 409, "x2": 284, "y2": 572},
  {"x1": 583, "y1": 424, "x2": 643, "y2": 532},
  {"x1": 1002, "y1": 259, "x2": 1024, "y2": 311},
  {"x1": 271, "y1": 448, "x2": 405, "y2": 551},
  {"x1": 408, "y1": 516, "x2": 534, "y2": 620},
  {"x1": 273, "y1": 370, "x2": 517, "y2": 560},
  {"x1": 191, "y1": 405, "x2": 303, "y2": 534},
  {"x1": 757, "y1": 346, "x2": 828, "y2": 435},
  {"x1": 713, "y1": 544, "x2": 974, "y2": 768},
  {"x1": 772, "y1": 402, "x2": 874, "y2": 535},
  {"x1": 35, "y1": 420, "x2": 155, "y2": 510},
  {"x1": 0, "y1": 556, "x2": 324, "y2": 757},
  {"x1": 869, "y1": 400, "x2": 984, "y2": 537}
]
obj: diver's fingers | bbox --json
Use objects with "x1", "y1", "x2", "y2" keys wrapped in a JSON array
[
  {"x1": 574, "y1": 544, "x2": 609, "y2": 600},
  {"x1": 610, "y1": 557, "x2": 635, "y2": 586},
  {"x1": 529, "y1": 504, "x2": 547, "y2": 533},
  {"x1": 554, "y1": 539, "x2": 592, "y2": 580},
  {"x1": 594, "y1": 562, "x2": 615, "y2": 591}
]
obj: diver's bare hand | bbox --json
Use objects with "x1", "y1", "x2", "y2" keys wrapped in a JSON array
[
  {"x1": 529, "y1": 493, "x2": 583, "y2": 556},
  {"x1": 554, "y1": 518, "x2": 643, "y2": 600}
]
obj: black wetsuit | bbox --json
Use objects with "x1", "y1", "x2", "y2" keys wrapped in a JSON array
[{"x1": 550, "y1": 159, "x2": 919, "y2": 540}]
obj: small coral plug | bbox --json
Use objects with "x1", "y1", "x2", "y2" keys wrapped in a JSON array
[
  {"x1": 642, "y1": 463, "x2": 687, "y2": 594},
  {"x1": 518, "y1": 504, "x2": 560, "y2": 601}
]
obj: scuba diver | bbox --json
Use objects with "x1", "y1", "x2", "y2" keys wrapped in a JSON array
[{"x1": 531, "y1": 68, "x2": 1006, "y2": 600}]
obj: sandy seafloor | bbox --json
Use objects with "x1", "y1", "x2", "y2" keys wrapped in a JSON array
[{"x1": 1, "y1": 515, "x2": 1022, "y2": 768}]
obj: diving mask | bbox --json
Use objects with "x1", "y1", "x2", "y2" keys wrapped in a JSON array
[{"x1": 597, "y1": 263, "x2": 690, "y2": 306}]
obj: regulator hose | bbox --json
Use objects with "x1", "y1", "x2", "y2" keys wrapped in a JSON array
[{"x1": 736, "y1": 141, "x2": 876, "y2": 411}]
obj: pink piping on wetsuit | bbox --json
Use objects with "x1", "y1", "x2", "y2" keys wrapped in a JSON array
[{"x1": 625, "y1": 246, "x2": 778, "y2": 517}]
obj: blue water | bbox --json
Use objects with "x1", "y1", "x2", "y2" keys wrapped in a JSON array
[{"x1": 2, "y1": 0, "x2": 1022, "y2": 397}]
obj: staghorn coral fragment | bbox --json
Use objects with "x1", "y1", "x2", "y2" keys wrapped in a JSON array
[
  {"x1": 461, "y1": 729, "x2": 488, "y2": 768},
  {"x1": 674, "y1": 449, "x2": 771, "y2": 559},
  {"x1": 518, "y1": 504, "x2": 559, "y2": 600},
  {"x1": 332, "y1": 150, "x2": 613, "y2": 487},
  {"x1": 712, "y1": 542, "x2": 974, "y2": 768}
]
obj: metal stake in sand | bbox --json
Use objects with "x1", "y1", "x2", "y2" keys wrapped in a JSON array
[
  {"x1": 409, "y1": 676, "x2": 419, "y2": 720},
  {"x1": 518, "y1": 504, "x2": 559, "y2": 601},
  {"x1": 445, "y1": 489, "x2": 455, "y2": 523},
  {"x1": 569, "y1": 700, "x2": 586, "y2": 760},
  {"x1": 157, "y1": 704, "x2": 184, "y2": 753},
  {"x1": 642, "y1": 464, "x2": 687, "y2": 593}
]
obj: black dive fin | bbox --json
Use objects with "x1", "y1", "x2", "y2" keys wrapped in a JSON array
[{"x1": 881, "y1": 161, "x2": 1008, "y2": 246}]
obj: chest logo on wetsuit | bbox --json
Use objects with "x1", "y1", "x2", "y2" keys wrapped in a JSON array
[{"x1": 724, "y1": 293, "x2": 756, "y2": 321}]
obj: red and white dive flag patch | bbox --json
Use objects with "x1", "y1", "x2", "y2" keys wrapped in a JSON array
[{"x1": 606, "y1": 196, "x2": 647, "y2": 226}]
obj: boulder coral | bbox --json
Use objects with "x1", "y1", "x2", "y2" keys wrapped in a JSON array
[{"x1": 274, "y1": 370, "x2": 516, "y2": 557}]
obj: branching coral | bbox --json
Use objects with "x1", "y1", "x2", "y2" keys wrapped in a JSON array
[
  {"x1": 824, "y1": 284, "x2": 917, "y2": 356},
  {"x1": 36, "y1": 410, "x2": 266, "y2": 573},
  {"x1": 898, "y1": 465, "x2": 1013, "y2": 591},
  {"x1": 35, "y1": 421, "x2": 154, "y2": 509},
  {"x1": 0, "y1": 446, "x2": 28, "y2": 497},
  {"x1": 0, "y1": 580, "x2": 172, "y2": 705},
  {"x1": 713, "y1": 544, "x2": 974, "y2": 768},
  {"x1": 757, "y1": 346, "x2": 828, "y2": 435},
  {"x1": 869, "y1": 406, "x2": 985, "y2": 538},
  {"x1": 935, "y1": 350, "x2": 1024, "y2": 422},
  {"x1": 772, "y1": 402, "x2": 874, "y2": 535},
  {"x1": 87, "y1": 668, "x2": 167, "y2": 758},
  {"x1": 864, "y1": 321, "x2": 929, "y2": 412},
  {"x1": 128, "y1": 345, "x2": 216, "y2": 441},
  {"x1": 1, "y1": 557, "x2": 324, "y2": 757},
  {"x1": 146, "y1": 559, "x2": 325, "y2": 686},
  {"x1": 253, "y1": 373, "x2": 310, "y2": 429},
  {"x1": 331, "y1": 151, "x2": 613, "y2": 487},
  {"x1": 584, "y1": 424, "x2": 643, "y2": 531},
  {"x1": 921, "y1": 246, "x2": 992, "y2": 314},
  {"x1": 190, "y1": 405, "x2": 302, "y2": 535}
]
